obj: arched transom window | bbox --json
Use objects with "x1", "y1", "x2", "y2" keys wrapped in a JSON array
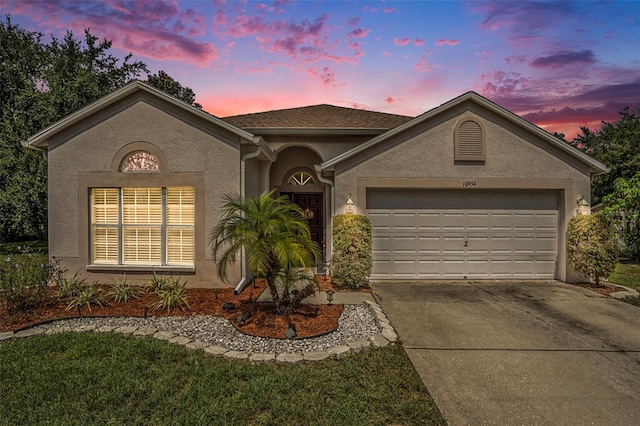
[
  {"x1": 288, "y1": 171, "x2": 315, "y2": 186},
  {"x1": 120, "y1": 151, "x2": 160, "y2": 172}
]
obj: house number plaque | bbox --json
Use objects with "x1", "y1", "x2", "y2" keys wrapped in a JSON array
[{"x1": 462, "y1": 181, "x2": 477, "y2": 188}]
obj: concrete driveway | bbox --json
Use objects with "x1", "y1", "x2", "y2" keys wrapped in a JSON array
[{"x1": 372, "y1": 281, "x2": 640, "y2": 426}]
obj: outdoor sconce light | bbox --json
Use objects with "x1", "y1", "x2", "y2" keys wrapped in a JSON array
[
  {"x1": 326, "y1": 289, "x2": 335, "y2": 305},
  {"x1": 346, "y1": 195, "x2": 354, "y2": 214},
  {"x1": 577, "y1": 196, "x2": 591, "y2": 215}
]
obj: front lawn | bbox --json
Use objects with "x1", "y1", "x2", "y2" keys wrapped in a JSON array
[
  {"x1": 609, "y1": 262, "x2": 640, "y2": 306},
  {"x1": 0, "y1": 333, "x2": 446, "y2": 425}
]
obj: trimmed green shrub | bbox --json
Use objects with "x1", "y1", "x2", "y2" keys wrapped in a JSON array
[
  {"x1": 567, "y1": 214, "x2": 619, "y2": 286},
  {"x1": 331, "y1": 214, "x2": 372, "y2": 288}
]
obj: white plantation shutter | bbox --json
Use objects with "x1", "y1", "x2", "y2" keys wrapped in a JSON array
[
  {"x1": 166, "y1": 187, "x2": 194, "y2": 265},
  {"x1": 91, "y1": 189, "x2": 119, "y2": 264},
  {"x1": 122, "y1": 188, "x2": 162, "y2": 264},
  {"x1": 90, "y1": 186, "x2": 194, "y2": 266}
]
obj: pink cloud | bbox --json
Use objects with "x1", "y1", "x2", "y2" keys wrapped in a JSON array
[
  {"x1": 414, "y1": 55, "x2": 433, "y2": 72},
  {"x1": 435, "y1": 38, "x2": 459, "y2": 46},
  {"x1": 393, "y1": 37, "x2": 411, "y2": 46},
  {"x1": 413, "y1": 38, "x2": 425, "y2": 46},
  {"x1": 531, "y1": 50, "x2": 596, "y2": 68},
  {"x1": 382, "y1": 51, "x2": 394, "y2": 58},
  {"x1": 8, "y1": 0, "x2": 218, "y2": 65},
  {"x1": 307, "y1": 66, "x2": 336, "y2": 85},
  {"x1": 386, "y1": 97, "x2": 403, "y2": 104},
  {"x1": 384, "y1": 8, "x2": 394, "y2": 14}
]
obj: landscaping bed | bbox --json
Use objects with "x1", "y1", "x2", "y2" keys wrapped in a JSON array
[{"x1": 0, "y1": 278, "x2": 345, "y2": 339}]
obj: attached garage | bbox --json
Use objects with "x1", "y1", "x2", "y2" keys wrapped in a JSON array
[{"x1": 367, "y1": 189, "x2": 559, "y2": 279}]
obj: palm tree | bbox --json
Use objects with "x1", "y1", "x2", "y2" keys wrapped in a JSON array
[{"x1": 209, "y1": 191, "x2": 320, "y2": 314}]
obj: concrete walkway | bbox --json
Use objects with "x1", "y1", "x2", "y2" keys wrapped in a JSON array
[{"x1": 372, "y1": 281, "x2": 640, "y2": 426}]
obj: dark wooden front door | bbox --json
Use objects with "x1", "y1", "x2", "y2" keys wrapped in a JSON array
[{"x1": 283, "y1": 192, "x2": 323, "y2": 252}]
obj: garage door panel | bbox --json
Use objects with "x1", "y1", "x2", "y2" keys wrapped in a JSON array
[
  {"x1": 393, "y1": 236, "x2": 417, "y2": 253},
  {"x1": 418, "y1": 236, "x2": 441, "y2": 253},
  {"x1": 467, "y1": 213, "x2": 490, "y2": 230},
  {"x1": 372, "y1": 235, "x2": 392, "y2": 253},
  {"x1": 391, "y1": 212, "x2": 417, "y2": 229},
  {"x1": 418, "y1": 260, "x2": 441, "y2": 276},
  {"x1": 442, "y1": 213, "x2": 466, "y2": 230},
  {"x1": 417, "y1": 213, "x2": 441, "y2": 229}
]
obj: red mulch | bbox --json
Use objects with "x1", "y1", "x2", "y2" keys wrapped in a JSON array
[
  {"x1": 572, "y1": 281, "x2": 630, "y2": 296},
  {"x1": 0, "y1": 278, "x2": 347, "y2": 339}
]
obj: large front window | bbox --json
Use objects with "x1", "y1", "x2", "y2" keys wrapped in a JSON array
[{"x1": 91, "y1": 187, "x2": 194, "y2": 266}]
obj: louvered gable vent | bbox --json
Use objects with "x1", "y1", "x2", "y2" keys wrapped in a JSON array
[{"x1": 455, "y1": 119, "x2": 485, "y2": 161}]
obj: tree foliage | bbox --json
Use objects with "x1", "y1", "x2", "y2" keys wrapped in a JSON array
[
  {"x1": 209, "y1": 191, "x2": 320, "y2": 315},
  {"x1": 602, "y1": 172, "x2": 640, "y2": 261},
  {"x1": 146, "y1": 70, "x2": 202, "y2": 109},
  {"x1": 331, "y1": 214, "x2": 373, "y2": 289},
  {"x1": 0, "y1": 15, "x2": 148, "y2": 242},
  {"x1": 571, "y1": 108, "x2": 640, "y2": 204},
  {"x1": 567, "y1": 214, "x2": 619, "y2": 286}
]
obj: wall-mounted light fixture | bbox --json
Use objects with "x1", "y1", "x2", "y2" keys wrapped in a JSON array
[
  {"x1": 346, "y1": 195, "x2": 354, "y2": 214},
  {"x1": 577, "y1": 196, "x2": 591, "y2": 215}
]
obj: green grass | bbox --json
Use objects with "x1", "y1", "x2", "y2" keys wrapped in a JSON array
[
  {"x1": 0, "y1": 333, "x2": 446, "y2": 425},
  {"x1": 608, "y1": 262, "x2": 640, "y2": 306}
]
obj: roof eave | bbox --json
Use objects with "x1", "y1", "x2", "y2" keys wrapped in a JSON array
[
  {"x1": 23, "y1": 81, "x2": 257, "y2": 151},
  {"x1": 320, "y1": 92, "x2": 608, "y2": 175}
]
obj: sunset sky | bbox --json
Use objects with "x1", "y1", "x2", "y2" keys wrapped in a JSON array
[{"x1": 3, "y1": 0, "x2": 639, "y2": 139}]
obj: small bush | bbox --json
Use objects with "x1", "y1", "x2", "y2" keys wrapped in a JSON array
[
  {"x1": 150, "y1": 275, "x2": 189, "y2": 313},
  {"x1": 107, "y1": 274, "x2": 144, "y2": 303},
  {"x1": 65, "y1": 281, "x2": 106, "y2": 313},
  {"x1": 56, "y1": 272, "x2": 85, "y2": 299},
  {"x1": 567, "y1": 214, "x2": 619, "y2": 286},
  {"x1": 0, "y1": 247, "x2": 58, "y2": 314},
  {"x1": 331, "y1": 214, "x2": 372, "y2": 288}
]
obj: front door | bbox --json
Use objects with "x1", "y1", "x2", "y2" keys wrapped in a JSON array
[{"x1": 283, "y1": 192, "x2": 323, "y2": 253}]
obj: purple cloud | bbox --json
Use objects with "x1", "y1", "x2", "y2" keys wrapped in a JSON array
[{"x1": 531, "y1": 50, "x2": 596, "y2": 68}]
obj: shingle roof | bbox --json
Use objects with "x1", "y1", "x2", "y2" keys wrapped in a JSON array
[{"x1": 221, "y1": 104, "x2": 413, "y2": 130}]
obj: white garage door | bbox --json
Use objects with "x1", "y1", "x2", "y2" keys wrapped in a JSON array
[{"x1": 367, "y1": 190, "x2": 559, "y2": 279}]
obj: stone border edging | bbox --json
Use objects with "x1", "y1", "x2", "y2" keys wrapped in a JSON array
[
  {"x1": 0, "y1": 301, "x2": 398, "y2": 363},
  {"x1": 608, "y1": 284, "x2": 639, "y2": 300}
]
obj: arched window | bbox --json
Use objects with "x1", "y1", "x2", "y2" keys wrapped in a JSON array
[
  {"x1": 288, "y1": 171, "x2": 316, "y2": 186},
  {"x1": 120, "y1": 151, "x2": 160, "y2": 172}
]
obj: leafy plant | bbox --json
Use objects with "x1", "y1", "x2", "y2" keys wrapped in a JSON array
[
  {"x1": 331, "y1": 214, "x2": 373, "y2": 289},
  {"x1": 0, "y1": 246, "x2": 57, "y2": 314},
  {"x1": 56, "y1": 272, "x2": 85, "y2": 299},
  {"x1": 107, "y1": 274, "x2": 144, "y2": 303},
  {"x1": 65, "y1": 281, "x2": 106, "y2": 313},
  {"x1": 602, "y1": 172, "x2": 640, "y2": 261},
  {"x1": 567, "y1": 214, "x2": 619, "y2": 286},
  {"x1": 150, "y1": 275, "x2": 189, "y2": 313},
  {"x1": 209, "y1": 191, "x2": 320, "y2": 315}
]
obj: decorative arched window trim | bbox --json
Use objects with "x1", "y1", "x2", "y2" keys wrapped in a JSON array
[
  {"x1": 120, "y1": 151, "x2": 160, "y2": 172},
  {"x1": 454, "y1": 117, "x2": 486, "y2": 162},
  {"x1": 110, "y1": 142, "x2": 168, "y2": 173},
  {"x1": 288, "y1": 171, "x2": 316, "y2": 186}
]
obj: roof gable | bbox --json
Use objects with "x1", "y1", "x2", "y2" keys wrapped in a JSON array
[
  {"x1": 222, "y1": 104, "x2": 412, "y2": 130},
  {"x1": 320, "y1": 91, "x2": 607, "y2": 174},
  {"x1": 24, "y1": 81, "x2": 260, "y2": 151}
]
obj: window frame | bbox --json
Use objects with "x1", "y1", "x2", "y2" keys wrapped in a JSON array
[{"x1": 90, "y1": 186, "x2": 195, "y2": 269}]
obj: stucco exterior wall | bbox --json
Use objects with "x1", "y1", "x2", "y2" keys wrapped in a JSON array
[
  {"x1": 333, "y1": 105, "x2": 592, "y2": 282},
  {"x1": 47, "y1": 98, "x2": 241, "y2": 287},
  {"x1": 265, "y1": 135, "x2": 371, "y2": 163}
]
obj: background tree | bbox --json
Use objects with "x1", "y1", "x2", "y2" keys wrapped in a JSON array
[
  {"x1": 0, "y1": 16, "x2": 177, "y2": 242},
  {"x1": 602, "y1": 172, "x2": 640, "y2": 260},
  {"x1": 209, "y1": 191, "x2": 320, "y2": 315},
  {"x1": 146, "y1": 70, "x2": 202, "y2": 109},
  {"x1": 571, "y1": 108, "x2": 640, "y2": 204}
]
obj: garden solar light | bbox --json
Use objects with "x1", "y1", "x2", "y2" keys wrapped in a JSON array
[{"x1": 326, "y1": 289, "x2": 335, "y2": 305}]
